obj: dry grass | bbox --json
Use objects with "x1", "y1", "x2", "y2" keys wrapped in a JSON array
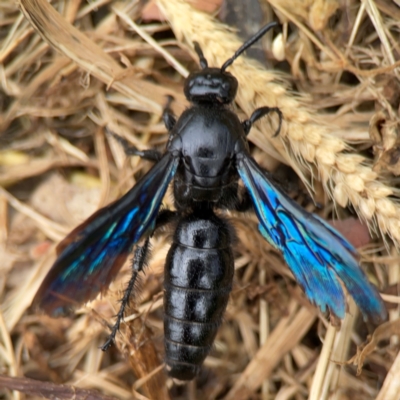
[{"x1": 1, "y1": 0, "x2": 400, "y2": 399}]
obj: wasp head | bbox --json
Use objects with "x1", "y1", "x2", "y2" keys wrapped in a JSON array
[
  {"x1": 184, "y1": 68, "x2": 238, "y2": 104},
  {"x1": 184, "y1": 22, "x2": 278, "y2": 105}
]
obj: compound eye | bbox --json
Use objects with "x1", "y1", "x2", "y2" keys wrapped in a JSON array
[{"x1": 222, "y1": 82, "x2": 230, "y2": 90}]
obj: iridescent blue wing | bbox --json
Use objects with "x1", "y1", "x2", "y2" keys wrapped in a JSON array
[
  {"x1": 34, "y1": 153, "x2": 179, "y2": 316},
  {"x1": 237, "y1": 154, "x2": 387, "y2": 324}
]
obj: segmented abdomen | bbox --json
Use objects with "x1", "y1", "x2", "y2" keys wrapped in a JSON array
[{"x1": 164, "y1": 210, "x2": 234, "y2": 380}]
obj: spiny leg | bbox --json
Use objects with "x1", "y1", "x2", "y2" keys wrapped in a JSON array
[
  {"x1": 100, "y1": 209, "x2": 177, "y2": 351},
  {"x1": 163, "y1": 95, "x2": 176, "y2": 132},
  {"x1": 106, "y1": 128, "x2": 162, "y2": 162},
  {"x1": 242, "y1": 106, "x2": 283, "y2": 137},
  {"x1": 101, "y1": 237, "x2": 151, "y2": 351}
]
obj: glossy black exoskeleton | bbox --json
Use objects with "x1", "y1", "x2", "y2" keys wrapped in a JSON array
[
  {"x1": 164, "y1": 209, "x2": 234, "y2": 379},
  {"x1": 34, "y1": 21, "x2": 387, "y2": 382}
]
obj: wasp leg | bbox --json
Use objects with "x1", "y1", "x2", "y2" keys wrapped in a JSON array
[
  {"x1": 100, "y1": 209, "x2": 177, "y2": 351},
  {"x1": 232, "y1": 188, "x2": 254, "y2": 212},
  {"x1": 242, "y1": 106, "x2": 283, "y2": 137},
  {"x1": 100, "y1": 237, "x2": 151, "y2": 351},
  {"x1": 106, "y1": 129, "x2": 162, "y2": 162},
  {"x1": 163, "y1": 95, "x2": 176, "y2": 132},
  {"x1": 154, "y1": 208, "x2": 178, "y2": 230},
  {"x1": 220, "y1": 185, "x2": 253, "y2": 212}
]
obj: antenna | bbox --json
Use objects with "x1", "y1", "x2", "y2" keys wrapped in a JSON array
[
  {"x1": 193, "y1": 41, "x2": 208, "y2": 69},
  {"x1": 220, "y1": 21, "x2": 278, "y2": 72}
]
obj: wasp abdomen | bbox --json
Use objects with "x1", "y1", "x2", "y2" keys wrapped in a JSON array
[{"x1": 164, "y1": 210, "x2": 234, "y2": 380}]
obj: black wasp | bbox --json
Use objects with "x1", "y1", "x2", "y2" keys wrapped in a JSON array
[{"x1": 34, "y1": 22, "x2": 386, "y2": 381}]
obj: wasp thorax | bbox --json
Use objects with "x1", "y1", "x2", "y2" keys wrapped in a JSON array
[{"x1": 184, "y1": 68, "x2": 238, "y2": 104}]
